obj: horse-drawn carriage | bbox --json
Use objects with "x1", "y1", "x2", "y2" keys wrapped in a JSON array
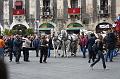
[{"x1": 51, "y1": 29, "x2": 79, "y2": 57}]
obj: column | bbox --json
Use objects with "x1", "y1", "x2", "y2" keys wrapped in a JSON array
[
  {"x1": 3, "y1": 0, "x2": 9, "y2": 29},
  {"x1": 67, "y1": 0, "x2": 71, "y2": 8}
]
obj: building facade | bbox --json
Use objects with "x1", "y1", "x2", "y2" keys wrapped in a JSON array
[{"x1": 0, "y1": 0, "x2": 120, "y2": 33}]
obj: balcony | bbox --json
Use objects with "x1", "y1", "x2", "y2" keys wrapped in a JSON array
[
  {"x1": 13, "y1": 9, "x2": 25, "y2": 15},
  {"x1": 41, "y1": 7, "x2": 53, "y2": 19},
  {"x1": 68, "y1": 8, "x2": 80, "y2": 15}
]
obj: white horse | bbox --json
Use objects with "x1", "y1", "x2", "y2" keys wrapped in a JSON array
[
  {"x1": 51, "y1": 29, "x2": 62, "y2": 57},
  {"x1": 69, "y1": 33, "x2": 79, "y2": 56},
  {"x1": 60, "y1": 30, "x2": 71, "y2": 57}
]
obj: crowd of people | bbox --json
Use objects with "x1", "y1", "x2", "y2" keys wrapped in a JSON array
[
  {"x1": 79, "y1": 30, "x2": 117, "y2": 69},
  {"x1": 0, "y1": 34, "x2": 52, "y2": 64},
  {"x1": 0, "y1": 29, "x2": 118, "y2": 70}
]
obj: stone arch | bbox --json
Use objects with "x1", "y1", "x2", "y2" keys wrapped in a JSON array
[
  {"x1": 12, "y1": 24, "x2": 27, "y2": 35},
  {"x1": 10, "y1": 21, "x2": 29, "y2": 29}
]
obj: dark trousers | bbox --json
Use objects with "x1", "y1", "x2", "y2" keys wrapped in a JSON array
[
  {"x1": 105, "y1": 49, "x2": 114, "y2": 62},
  {"x1": 35, "y1": 47, "x2": 39, "y2": 57},
  {"x1": 91, "y1": 50, "x2": 106, "y2": 69},
  {"x1": 48, "y1": 47, "x2": 50, "y2": 57},
  {"x1": 8, "y1": 48, "x2": 13, "y2": 61},
  {"x1": 23, "y1": 47, "x2": 29, "y2": 61},
  {"x1": 15, "y1": 49, "x2": 21, "y2": 62},
  {"x1": 40, "y1": 47, "x2": 48, "y2": 63},
  {"x1": 88, "y1": 50, "x2": 96, "y2": 63},
  {"x1": 80, "y1": 46, "x2": 86, "y2": 58}
]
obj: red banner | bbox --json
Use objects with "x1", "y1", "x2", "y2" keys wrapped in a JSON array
[
  {"x1": 15, "y1": 1, "x2": 23, "y2": 6},
  {"x1": 68, "y1": 8, "x2": 80, "y2": 14},
  {"x1": 13, "y1": 9, "x2": 25, "y2": 15}
]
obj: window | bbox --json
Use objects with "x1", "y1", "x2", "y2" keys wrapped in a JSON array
[
  {"x1": 43, "y1": 0, "x2": 50, "y2": 8},
  {"x1": 100, "y1": 0, "x2": 109, "y2": 17},
  {"x1": 15, "y1": 1, "x2": 23, "y2": 9},
  {"x1": 16, "y1": 6, "x2": 22, "y2": 9},
  {"x1": 71, "y1": 0, "x2": 78, "y2": 8},
  {"x1": 100, "y1": 0, "x2": 108, "y2": 13},
  {"x1": 43, "y1": 0, "x2": 50, "y2": 16}
]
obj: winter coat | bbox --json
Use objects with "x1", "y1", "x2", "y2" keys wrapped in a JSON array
[
  {"x1": 87, "y1": 37, "x2": 96, "y2": 51},
  {"x1": 13, "y1": 38, "x2": 22, "y2": 51},
  {"x1": 22, "y1": 38, "x2": 31, "y2": 48},
  {"x1": 106, "y1": 33, "x2": 117, "y2": 50},
  {"x1": 33, "y1": 39, "x2": 40, "y2": 48},
  {"x1": 79, "y1": 36, "x2": 88, "y2": 47}
]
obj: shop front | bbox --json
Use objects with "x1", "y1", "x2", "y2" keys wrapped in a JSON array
[
  {"x1": 66, "y1": 23, "x2": 83, "y2": 34},
  {"x1": 39, "y1": 23, "x2": 55, "y2": 35}
]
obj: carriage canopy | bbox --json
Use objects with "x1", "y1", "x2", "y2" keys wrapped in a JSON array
[{"x1": 96, "y1": 22, "x2": 112, "y2": 33}]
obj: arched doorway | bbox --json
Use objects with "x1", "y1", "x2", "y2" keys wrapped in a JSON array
[
  {"x1": 12, "y1": 24, "x2": 27, "y2": 35},
  {"x1": 39, "y1": 23, "x2": 54, "y2": 34},
  {"x1": 96, "y1": 22, "x2": 113, "y2": 33},
  {"x1": 66, "y1": 23, "x2": 83, "y2": 34}
]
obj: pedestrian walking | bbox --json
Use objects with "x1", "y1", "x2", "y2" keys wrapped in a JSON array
[
  {"x1": 87, "y1": 33, "x2": 96, "y2": 63},
  {"x1": 79, "y1": 32, "x2": 88, "y2": 58},
  {"x1": 13, "y1": 35, "x2": 22, "y2": 64},
  {"x1": 105, "y1": 30, "x2": 117, "y2": 62},
  {"x1": 48, "y1": 35, "x2": 52, "y2": 57},
  {"x1": 40, "y1": 35, "x2": 48, "y2": 63},
  {"x1": 0, "y1": 36, "x2": 5, "y2": 60},
  {"x1": 22, "y1": 35, "x2": 31, "y2": 62},
  {"x1": 6, "y1": 36, "x2": 14, "y2": 62},
  {"x1": 90, "y1": 34, "x2": 106, "y2": 69},
  {"x1": 33, "y1": 36, "x2": 41, "y2": 57}
]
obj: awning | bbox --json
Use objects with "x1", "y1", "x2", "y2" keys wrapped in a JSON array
[
  {"x1": 39, "y1": 28, "x2": 52, "y2": 31},
  {"x1": 66, "y1": 28, "x2": 80, "y2": 30},
  {"x1": 67, "y1": 23, "x2": 83, "y2": 28},
  {"x1": 40, "y1": 23, "x2": 54, "y2": 28}
]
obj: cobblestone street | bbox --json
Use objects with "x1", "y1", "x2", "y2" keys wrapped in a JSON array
[{"x1": 4, "y1": 50, "x2": 120, "y2": 79}]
